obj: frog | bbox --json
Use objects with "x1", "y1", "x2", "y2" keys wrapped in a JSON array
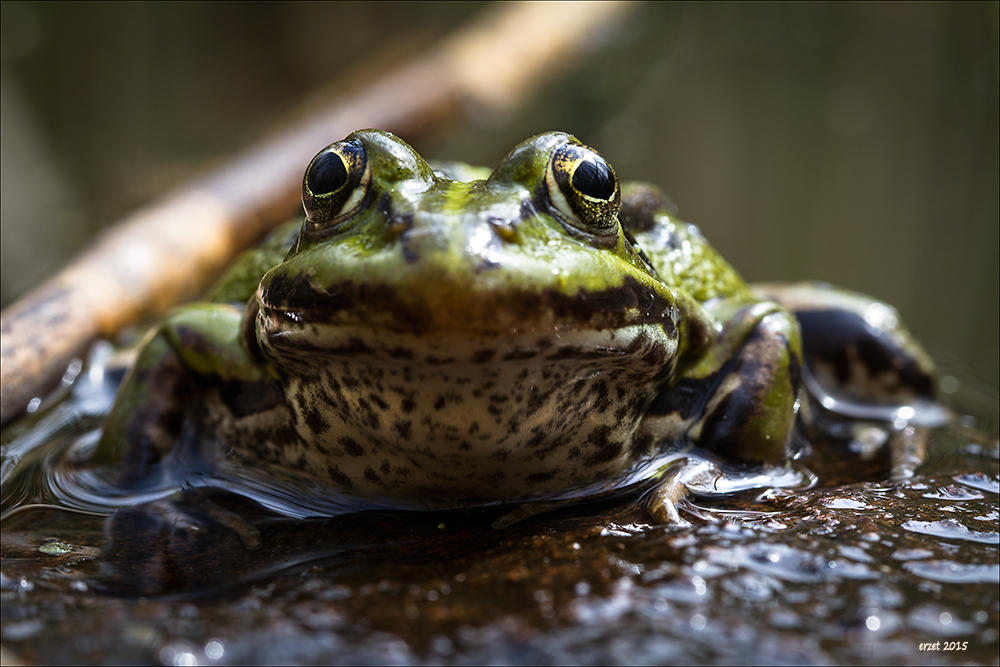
[{"x1": 88, "y1": 129, "x2": 945, "y2": 527}]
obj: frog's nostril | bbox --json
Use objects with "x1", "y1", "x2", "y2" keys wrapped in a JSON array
[
  {"x1": 486, "y1": 216, "x2": 517, "y2": 243},
  {"x1": 385, "y1": 216, "x2": 413, "y2": 241}
]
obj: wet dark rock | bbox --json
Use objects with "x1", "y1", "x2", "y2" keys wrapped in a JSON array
[{"x1": 2, "y1": 379, "x2": 998, "y2": 665}]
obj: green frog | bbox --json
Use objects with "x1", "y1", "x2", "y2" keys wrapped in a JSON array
[{"x1": 90, "y1": 129, "x2": 944, "y2": 526}]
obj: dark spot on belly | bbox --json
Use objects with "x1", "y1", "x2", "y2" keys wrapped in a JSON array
[
  {"x1": 369, "y1": 393, "x2": 389, "y2": 411},
  {"x1": 394, "y1": 420, "x2": 412, "y2": 440},
  {"x1": 472, "y1": 349, "x2": 495, "y2": 363},
  {"x1": 589, "y1": 380, "x2": 613, "y2": 413},
  {"x1": 364, "y1": 466, "x2": 382, "y2": 484},
  {"x1": 525, "y1": 388, "x2": 550, "y2": 417},
  {"x1": 502, "y1": 348, "x2": 539, "y2": 361},
  {"x1": 401, "y1": 396, "x2": 416, "y2": 414},
  {"x1": 326, "y1": 464, "x2": 354, "y2": 489},
  {"x1": 483, "y1": 470, "x2": 507, "y2": 483},
  {"x1": 316, "y1": 385, "x2": 337, "y2": 407},
  {"x1": 490, "y1": 448, "x2": 512, "y2": 462},
  {"x1": 584, "y1": 425, "x2": 623, "y2": 465},
  {"x1": 340, "y1": 436, "x2": 365, "y2": 457},
  {"x1": 304, "y1": 406, "x2": 330, "y2": 434},
  {"x1": 527, "y1": 469, "x2": 559, "y2": 484},
  {"x1": 425, "y1": 355, "x2": 456, "y2": 365},
  {"x1": 332, "y1": 337, "x2": 375, "y2": 356},
  {"x1": 359, "y1": 407, "x2": 380, "y2": 430}
]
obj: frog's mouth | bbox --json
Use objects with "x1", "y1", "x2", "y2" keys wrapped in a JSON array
[
  {"x1": 259, "y1": 317, "x2": 678, "y2": 373},
  {"x1": 257, "y1": 272, "x2": 680, "y2": 338}
]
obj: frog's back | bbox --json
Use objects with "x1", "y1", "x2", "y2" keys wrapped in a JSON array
[{"x1": 620, "y1": 182, "x2": 751, "y2": 304}]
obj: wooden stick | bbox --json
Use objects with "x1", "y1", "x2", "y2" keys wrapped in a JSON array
[{"x1": 0, "y1": 2, "x2": 633, "y2": 424}]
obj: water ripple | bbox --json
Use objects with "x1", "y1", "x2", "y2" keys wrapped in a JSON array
[
  {"x1": 903, "y1": 561, "x2": 1000, "y2": 584},
  {"x1": 902, "y1": 518, "x2": 999, "y2": 544}
]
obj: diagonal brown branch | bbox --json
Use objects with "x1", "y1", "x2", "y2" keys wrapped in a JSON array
[{"x1": 0, "y1": 2, "x2": 633, "y2": 425}]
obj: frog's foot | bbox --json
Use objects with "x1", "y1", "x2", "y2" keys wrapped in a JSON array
[{"x1": 646, "y1": 458, "x2": 724, "y2": 526}]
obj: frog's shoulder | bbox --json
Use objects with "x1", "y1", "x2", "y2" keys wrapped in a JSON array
[
  {"x1": 204, "y1": 219, "x2": 302, "y2": 305},
  {"x1": 621, "y1": 182, "x2": 750, "y2": 303}
]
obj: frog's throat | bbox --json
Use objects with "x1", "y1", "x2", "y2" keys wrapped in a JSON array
[{"x1": 254, "y1": 324, "x2": 680, "y2": 503}]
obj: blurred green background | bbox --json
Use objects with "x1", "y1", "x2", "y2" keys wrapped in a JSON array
[{"x1": 1, "y1": 1, "x2": 997, "y2": 386}]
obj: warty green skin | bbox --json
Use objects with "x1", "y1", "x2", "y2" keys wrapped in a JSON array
[{"x1": 94, "y1": 130, "x2": 940, "y2": 518}]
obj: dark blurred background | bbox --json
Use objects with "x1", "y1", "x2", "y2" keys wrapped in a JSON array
[{"x1": 1, "y1": 1, "x2": 997, "y2": 387}]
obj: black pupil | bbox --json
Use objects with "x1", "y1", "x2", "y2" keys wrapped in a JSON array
[
  {"x1": 571, "y1": 156, "x2": 615, "y2": 200},
  {"x1": 308, "y1": 151, "x2": 348, "y2": 195}
]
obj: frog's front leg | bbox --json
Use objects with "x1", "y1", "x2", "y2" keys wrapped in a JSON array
[
  {"x1": 640, "y1": 301, "x2": 803, "y2": 524},
  {"x1": 92, "y1": 303, "x2": 274, "y2": 485}
]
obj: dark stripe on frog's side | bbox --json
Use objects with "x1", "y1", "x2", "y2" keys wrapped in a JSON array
[{"x1": 261, "y1": 273, "x2": 674, "y2": 333}]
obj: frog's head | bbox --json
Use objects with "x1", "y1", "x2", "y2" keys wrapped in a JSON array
[
  {"x1": 261, "y1": 129, "x2": 681, "y2": 336},
  {"x1": 253, "y1": 131, "x2": 707, "y2": 502}
]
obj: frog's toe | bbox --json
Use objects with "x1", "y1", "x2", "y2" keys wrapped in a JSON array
[
  {"x1": 646, "y1": 458, "x2": 722, "y2": 526},
  {"x1": 646, "y1": 488, "x2": 687, "y2": 526}
]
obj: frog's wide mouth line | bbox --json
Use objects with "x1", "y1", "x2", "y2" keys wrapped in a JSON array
[
  {"x1": 256, "y1": 273, "x2": 679, "y2": 337},
  {"x1": 257, "y1": 318, "x2": 679, "y2": 369}
]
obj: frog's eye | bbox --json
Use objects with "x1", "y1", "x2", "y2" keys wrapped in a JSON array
[
  {"x1": 302, "y1": 139, "x2": 370, "y2": 228},
  {"x1": 545, "y1": 143, "x2": 621, "y2": 241}
]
